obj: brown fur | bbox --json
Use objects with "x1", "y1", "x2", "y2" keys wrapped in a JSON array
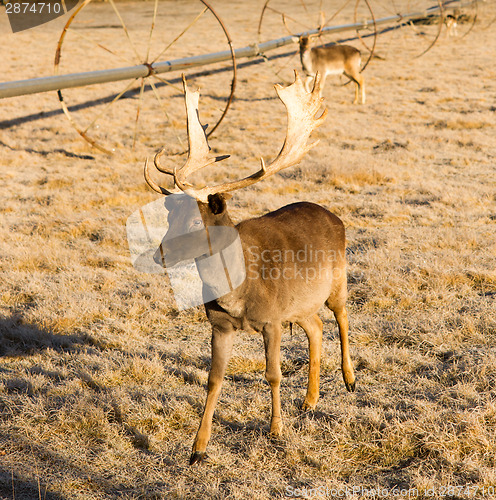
[
  {"x1": 298, "y1": 35, "x2": 365, "y2": 104},
  {"x1": 158, "y1": 195, "x2": 355, "y2": 464}
]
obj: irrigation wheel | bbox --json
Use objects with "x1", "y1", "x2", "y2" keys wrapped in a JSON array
[
  {"x1": 257, "y1": 0, "x2": 377, "y2": 85},
  {"x1": 373, "y1": 0, "x2": 444, "y2": 60},
  {"x1": 54, "y1": 0, "x2": 236, "y2": 155}
]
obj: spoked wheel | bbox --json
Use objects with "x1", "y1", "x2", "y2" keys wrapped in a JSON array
[
  {"x1": 54, "y1": 0, "x2": 236, "y2": 155},
  {"x1": 441, "y1": 0, "x2": 478, "y2": 39},
  {"x1": 257, "y1": 0, "x2": 377, "y2": 85},
  {"x1": 374, "y1": 0, "x2": 444, "y2": 60}
]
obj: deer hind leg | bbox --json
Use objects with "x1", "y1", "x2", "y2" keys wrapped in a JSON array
[
  {"x1": 326, "y1": 299, "x2": 355, "y2": 392},
  {"x1": 357, "y1": 74, "x2": 365, "y2": 105},
  {"x1": 297, "y1": 314, "x2": 323, "y2": 410},
  {"x1": 190, "y1": 322, "x2": 235, "y2": 465},
  {"x1": 262, "y1": 322, "x2": 283, "y2": 436},
  {"x1": 345, "y1": 70, "x2": 365, "y2": 105}
]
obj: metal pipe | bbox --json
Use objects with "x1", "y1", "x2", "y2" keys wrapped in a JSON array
[
  {"x1": 0, "y1": 0, "x2": 475, "y2": 100},
  {"x1": 0, "y1": 65, "x2": 151, "y2": 99}
]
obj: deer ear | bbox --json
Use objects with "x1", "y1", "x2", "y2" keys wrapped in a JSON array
[
  {"x1": 208, "y1": 193, "x2": 228, "y2": 215},
  {"x1": 164, "y1": 196, "x2": 179, "y2": 211}
]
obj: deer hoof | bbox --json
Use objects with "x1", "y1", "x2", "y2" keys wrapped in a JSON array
[
  {"x1": 345, "y1": 380, "x2": 356, "y2": 393},
  {"x1": 270, "y1": 418, "x2": 283, "y2": 436},
  {"x1": 302, "y1": 400, "x2": 316, "y2": 412},
  {"x1": 189, "y1": 451, "x2": 208, "y2": 465}
]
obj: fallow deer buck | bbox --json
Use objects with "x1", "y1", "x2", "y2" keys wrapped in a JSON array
[
  {"x1": 144, "y1": 72, "x2": 355, "y2": 465},
  {"x1": 294, "y1": 34, "x2": 365, "y2": 104}
]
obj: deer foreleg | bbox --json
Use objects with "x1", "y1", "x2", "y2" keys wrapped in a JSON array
[
  {"x1": 263, "y1": 323, "x2": 283, "y2": 436},
  {"x1": 316, "y1": 73, "x2": 326, "y2": 98},
  {"x1": 304, "y1": 75, "x2": 314, "y2": 94},
  {"x1": 298, "y1": 314, "x2": 323, "y2": 410},
  {"x1": 190, "y1": 324, "x2": 234, "y2": 464}
]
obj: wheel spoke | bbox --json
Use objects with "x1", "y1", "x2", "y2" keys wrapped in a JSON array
[
  {"x1": 149, "y1": 80, "x2": 185, "y2": 149},
  {"x1": 274, "y1": 51, "x2": 299, "y2": 82},
  {"x1": 152, "y1": 74, "x2": 184, "y2": 94},
  {"x1": 146, "y1": 0, "x2": 159, "y2": 63},
  {"x1": 151, "y1": 6, "x2": 208, "y2": 64},
  {"x1": 265, "y1": 6, "x2": 313, "y2": 32},
  {"x1": 322, "y1": 0, "x2": 352, "y2": 29},
  {"x1": 132, "y1": 78, "x2": 146, "y2": 149},
  {"x1": 297, "y1": 0, "x2": 309, "y2": 14},
  {"x1": 318, "y1": 0, "x2": 324, "y2": 29},
  {"x1": 107, "y1": 0, "x2": 142, "y2": 63},
  {"x1": 153, "y1": 73, "x2": 225, "y2": 116},
  {"x1": 385, "y1": 0, "x2": 400, "y2": 16},
  {"x1": 82, "y1": 78, "x2": 139, "y2": 135},
  {"x1": 66, "y1": 27, "x2": 135, "y2": 66},
  {"x1": 382, "y1": 24, "x2": 398, "y2": 59}
]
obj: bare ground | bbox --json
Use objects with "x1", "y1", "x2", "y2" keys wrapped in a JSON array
[{"x1": 0, "y1": 1, "x2": 495, "y2": 498}]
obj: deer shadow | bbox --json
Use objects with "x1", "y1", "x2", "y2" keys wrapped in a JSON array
[
  {"x1": 0, "y1": 313, "x2": 98, "y2": 359},
  {"x1": 0, "y1": 464, "x2": 66, "y2": 500}
]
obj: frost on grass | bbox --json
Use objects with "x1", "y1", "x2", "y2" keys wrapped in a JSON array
[{"x1": 0, "y1": 2, "x2": 496, "y2": 498}]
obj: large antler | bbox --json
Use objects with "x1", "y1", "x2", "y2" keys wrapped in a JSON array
[
  {"x1": 144, "y1": 75, "x2": 229, "y2": 196},
  {"x1": 145, "y1": 71, "x2": 327, "y2": 202}
]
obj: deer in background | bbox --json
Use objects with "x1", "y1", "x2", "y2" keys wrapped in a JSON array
[
  {"x1": 444, "y1": 12, "x2": 459, "y2": 38},
  {"x1": 144, "y1": 72, "x2": 355, "y2": 465},
  {"x1": 294, "y1": 34, "x2": 365, "y2": 104}
]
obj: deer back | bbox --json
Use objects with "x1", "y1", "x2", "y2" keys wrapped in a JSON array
[{"x1": 213, "y1": 202, "x2": 347, "y2": 327}]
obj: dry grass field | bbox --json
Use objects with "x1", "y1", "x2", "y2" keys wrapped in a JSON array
[{"x1": 0, "y1": 0, "x2": 495, "y2": 498}]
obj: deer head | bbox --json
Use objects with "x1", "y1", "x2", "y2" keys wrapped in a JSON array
[
  {"x1": 144, "y1": 72, "x2": 327, "y2": 274},
  {"x1": 291, "y1": 33, "x2": 320, "y2": 51}
]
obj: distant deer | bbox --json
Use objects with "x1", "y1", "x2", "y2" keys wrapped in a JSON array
[
  {"x1": 294, "y1": 34, "x2": 365, "y2": 104},
  {"x1": 444, "y1": 13, "x2": 459, "y2": 37},
  {"x1": 144, "y1": 72, "x2": 355, "y2": 465}
]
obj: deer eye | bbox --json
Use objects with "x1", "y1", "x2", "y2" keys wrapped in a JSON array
[{"x1": 190, "y1": 218, "x2": 203, "y2": 231}]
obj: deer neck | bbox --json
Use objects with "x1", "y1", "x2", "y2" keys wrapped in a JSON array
[
  {"x1": 193, "y1": 214, "x2": 246, "y2": 316},
  {"x1": 300, "y1": 46, "x2": 314, "y2": 75}
]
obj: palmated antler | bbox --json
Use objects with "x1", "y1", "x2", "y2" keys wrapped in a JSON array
[
  {"x1": 144, "y1": 71, "x2": 326, "y2": 202},
  {"x1": 144, "y1": 75, "x2": 229, "y2": 197}
]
